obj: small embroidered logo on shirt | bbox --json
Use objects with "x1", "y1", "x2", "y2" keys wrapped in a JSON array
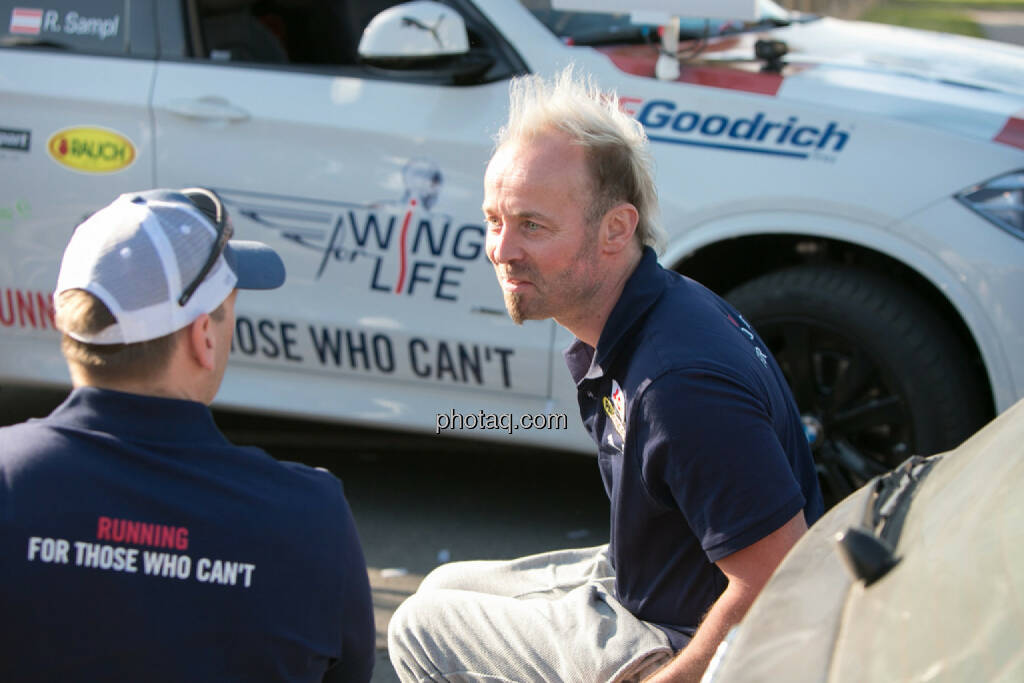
[{"x1": 603, "y1": 394, "x2": 626, "y2": 439}]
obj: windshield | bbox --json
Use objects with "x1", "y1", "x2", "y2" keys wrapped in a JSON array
[{"x1": 521, "y1": 0, "x2": 794, "y2": 44}]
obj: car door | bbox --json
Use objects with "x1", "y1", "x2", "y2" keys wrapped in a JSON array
[
  {"x1": 0, "y1": 0, "x2": 156, "y2": 383},
  {"x1": 149, "y1": 1, "x2": 562, "y2": 438}
]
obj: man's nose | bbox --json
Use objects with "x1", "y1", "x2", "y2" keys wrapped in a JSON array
[{"x1": 486, "y1": 223, "x2": 522, "y2": 265}]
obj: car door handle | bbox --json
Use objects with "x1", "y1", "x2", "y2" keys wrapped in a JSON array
[{"x1": 164, "y1": 96, "x2": 250, "y2": 123}]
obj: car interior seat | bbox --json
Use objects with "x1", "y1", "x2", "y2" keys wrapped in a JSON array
[
  {"x1": 197, "y1": 0, "x2": 289, "y2": 63},
  {"x1": 272, "y1": 0, "x2": 400, "y2": 66}
]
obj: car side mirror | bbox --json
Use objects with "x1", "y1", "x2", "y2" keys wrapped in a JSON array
[{"x1": 358, "y1": 1, "x2": 470, "y2": 67}]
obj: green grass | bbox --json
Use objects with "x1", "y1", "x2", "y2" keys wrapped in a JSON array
[
  {"x1": 883, "y1": 0, "x2": 1024, "y2": 7},
  {"x1": 858, "y1": 6, "x2": 987, "y2": 37}
]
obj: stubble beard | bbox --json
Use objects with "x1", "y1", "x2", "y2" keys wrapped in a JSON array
[{"x1": 498, "y1": 242, "x2": 600, "y2": 327}]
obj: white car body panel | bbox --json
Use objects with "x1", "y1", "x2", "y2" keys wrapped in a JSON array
[
  {"x1": 1, "y1": 49, "x2": 154, "y2": 368},
  {"x1": 551, "y1": 0, "x2": 759, "y2": 22}
]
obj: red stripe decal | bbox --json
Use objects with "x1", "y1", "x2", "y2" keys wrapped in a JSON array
[
  {"x1": 394, "y1": 198, "x2": 416, "y2": 294},
  {"x1": 994, "y1": 116, "x2": 1024, "y2": 151},
  {"x1": 678, "y1": 66, "x2": 783, "y2": 96},
  {"x1": 597, "y1": 45, "x2": 785, "y2": 96}
]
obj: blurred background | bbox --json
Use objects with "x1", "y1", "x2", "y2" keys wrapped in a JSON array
[{"x1": 784, "y1": 0, "x2": 1024, "y2": 41}]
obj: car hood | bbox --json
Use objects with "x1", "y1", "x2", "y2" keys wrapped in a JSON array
[
  {"x1": 595, "y1": 17, "x2": 1024, "y2": 149},
  {"x1": 749, "y1": 17, "x2": 1024, "y2": 96},
  {"x1": 706, "y1": 397, "x2": 1024, "y2": 682}
]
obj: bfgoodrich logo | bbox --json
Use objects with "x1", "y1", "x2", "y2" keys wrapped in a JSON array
[
  {"x1": 635, "y1": 99, "x2": 851, "y2": 160},
  {"x1": 0, "y1": 128, "x2": 30, "y2": 152}
]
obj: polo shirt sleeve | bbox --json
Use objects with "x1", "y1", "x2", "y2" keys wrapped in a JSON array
[{"x1": 634, "y1": 368, "x2": 806, "y2": 563}]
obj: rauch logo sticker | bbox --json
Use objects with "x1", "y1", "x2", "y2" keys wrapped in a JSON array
[{"x1": 47, "y1": 126, "x2": 136, "y2": 173}]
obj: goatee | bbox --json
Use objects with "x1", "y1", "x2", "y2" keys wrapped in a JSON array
[{"x1": 504, "y1": 291, "x2": 525, "y2": 325}]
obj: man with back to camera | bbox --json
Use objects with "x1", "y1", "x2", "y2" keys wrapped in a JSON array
[
  {"x1": 387, "y1": 69, "x2": 824, "y2": 682},
  {"x1": 0, "y1": 188, "x2": 375, "y2": 682}
]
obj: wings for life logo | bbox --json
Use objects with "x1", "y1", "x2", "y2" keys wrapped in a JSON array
[{"x1": 220, "y1": 159, "x2": 486, "y2": 302}]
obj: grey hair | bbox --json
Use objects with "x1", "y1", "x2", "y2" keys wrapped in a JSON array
[{"x1": 494, "y1": 65, "x2": 666, "y2": 253}]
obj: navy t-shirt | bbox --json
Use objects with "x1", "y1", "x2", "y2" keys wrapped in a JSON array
[
  {"x1": 564, "y1": 248, "x2": 823, "y2": 650},
  {"x1": 0, "y1": 387, "x2": 375, "y2": 682}
]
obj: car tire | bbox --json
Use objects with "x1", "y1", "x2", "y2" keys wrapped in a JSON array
[{"x1": 726, "y1": 265, "x2": 988, "y2": 507}]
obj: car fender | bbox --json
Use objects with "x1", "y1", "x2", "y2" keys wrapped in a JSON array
[{"x1": 659, "y1": 209, "x2": 1013, "y2": 410}]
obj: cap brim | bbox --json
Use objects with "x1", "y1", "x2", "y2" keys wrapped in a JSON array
[{"x1": 224, "y1": 240, "x2": 286, "y2": 290}]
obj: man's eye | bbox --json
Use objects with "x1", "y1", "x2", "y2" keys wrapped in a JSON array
[
  {"x1": 485, "y1": 216, "x2": 502, "y2": 230},
  {"x1": 524, "y1": 221, "x2": 541, "y2": 232}
]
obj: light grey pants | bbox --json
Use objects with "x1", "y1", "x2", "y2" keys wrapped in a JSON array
[{"x1": 387, "y1": 545, "x2": 674, "y2": 683}]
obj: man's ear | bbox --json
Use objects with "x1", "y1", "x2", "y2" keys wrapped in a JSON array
[
  {"x1": 600, "y1": 202, "x2": 639, "y2": 255},
  {"x1": 187, "y1": 313, "x2": 217, "y2": 371}
]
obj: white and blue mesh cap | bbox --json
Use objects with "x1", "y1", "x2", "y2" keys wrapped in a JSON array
[{"x1": 55, "y1": 188, "x2": 285, "y2": 345}]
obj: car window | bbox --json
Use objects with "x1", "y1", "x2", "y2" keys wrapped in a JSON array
[
  {"x1": 185, "y1": 0, "x2": 523, "y2": 85},
  {"x1": 0, "y1": 0, "x2": 129, "y2": 55},
  {"x1": 192, "y1": 0, "x2": 411, "y2": 66}
]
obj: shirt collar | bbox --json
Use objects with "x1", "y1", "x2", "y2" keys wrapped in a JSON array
[
  {"x1": 46, "y1": 386, "x2": 229, "y2": 445},
  {"x1": 564, "y1": 246, "x2": 668, "y2": 385}
]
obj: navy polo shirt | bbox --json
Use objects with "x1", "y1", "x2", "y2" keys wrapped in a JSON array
[
  {"x1": 565, "y1": 248, "x2": 823, "y2": 649},
  {"x1": 0, "y1": 387, "x2": 375, "y2": 683}
]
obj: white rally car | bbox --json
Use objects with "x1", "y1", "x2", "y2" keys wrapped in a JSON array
[{"x1": 2, "y1": 0, "x2": 1022, "y2": 504}]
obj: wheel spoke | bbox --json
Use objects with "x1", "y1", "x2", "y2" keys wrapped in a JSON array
[
  {"x1": 829, "y1": 348, "x2": 873, "y2": 408},
  {"x1": 815, "y1": 459, "x2": 856, "y2": 504},
  {"x1": 811, "y1": 350, "x2": 846, "y2": 412},
  {"x1": 775, "y1": 322, "x2": 816, "y2": 407},
  {"x1": 831, "y1": 396, "x2": 906, "y2": 435},
  {"x1": 833, "y1": 438, "x2": 891, "y2": 482}
]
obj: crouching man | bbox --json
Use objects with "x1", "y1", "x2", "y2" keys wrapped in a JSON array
[{"x1": 388, "y1": 69, "x2": 824, "y2": 682}]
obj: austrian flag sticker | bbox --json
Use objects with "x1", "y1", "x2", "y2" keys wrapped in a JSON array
[
  {"x1": 9, "y1": 7, "x2": 43, "y2": 35},
  {"x1": 611, "y1": 380, "x2": 625, "y2": 420}
]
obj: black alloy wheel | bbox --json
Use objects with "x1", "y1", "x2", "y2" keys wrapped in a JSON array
[{"x1": 727, "y1": 265, "x2": 988, "y2": 508}]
